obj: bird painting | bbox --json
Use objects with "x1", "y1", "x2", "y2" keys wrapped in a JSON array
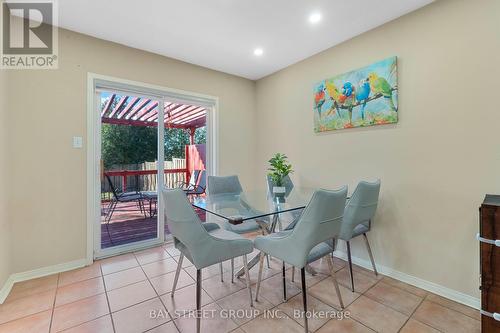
[
  {"x1": 355, "y1": 79, "x2": 371, "y2": 120},
  {"x1": 313, "y1": 56, "x2": 398, "y2": 132},
  {"x1": 368, "y1": 72, "x2": 397, "y2": 112}
]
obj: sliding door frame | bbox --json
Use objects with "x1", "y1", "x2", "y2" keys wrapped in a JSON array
[{"x1": 86, "y1": 73, "x2": 219, "y2": 263}]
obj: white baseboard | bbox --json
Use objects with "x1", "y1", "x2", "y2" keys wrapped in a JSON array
[
  {"x1": 333, "y1": 250, "x2": 480, "y2": 310},
  {"x1": 0, "y1": 258, "x2": 88, "y2": 304}
]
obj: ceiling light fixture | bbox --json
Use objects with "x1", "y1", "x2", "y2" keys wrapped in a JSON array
[
  {"x1": 253, "y1": 48, "x2": 264, "y2": 56},
  {"x1": 309, "y1": 12, "x2": 322, "y2": 24}
]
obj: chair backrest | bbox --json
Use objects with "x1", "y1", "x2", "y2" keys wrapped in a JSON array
[
  {"x1": 266, "y1": 174, "x2": 294, "y2": 195},
  {"x1": 189, "y1": 170, "x2": 201, "y2": 187},
  {"x1": 163, "y1": 188, "x2": 213, "y2": 268},
  {"x1": 340, "y1": 180, "x2": 381, "y2": 240},
  {"x1": 207, "y1": 175, "x2": 242, "y2": 195},
  {"x1": 105, "y1": 174, "x2": 119, "y2": 199},
  {"x1": 288, "y1": 187, "x2": 347, "y2": 268},
  {"x1": 197, "y1": 170, "x2": 206, "y2": 190}
]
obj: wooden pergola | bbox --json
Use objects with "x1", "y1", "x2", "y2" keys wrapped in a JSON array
[{"x1": 101, "y1": 94, "x2": 206, "y2": 144}]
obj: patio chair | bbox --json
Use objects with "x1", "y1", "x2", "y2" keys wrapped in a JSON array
[
  {"x1": 186, "y1": 170, "x2": 206, "y2": 196},
  {"x1": 104, "y1": 174, "x2": 146, "y2": 223},
  {"x1": 176, "y1": 170, "x2": 200, "y2": 191},
  {"x1": 254, "y1": 187, "x2": 347, "y2": 333},
  {"x1": 339, "y1": 179, "x2": 381, "y2": 292},
  {"x1": 164, "y1": 188, "x2": 254, "y2": 333}
]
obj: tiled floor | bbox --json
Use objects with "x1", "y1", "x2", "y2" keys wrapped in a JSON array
[{"x1": 0, "y1": 244, "x2": 480, "y2": 333}]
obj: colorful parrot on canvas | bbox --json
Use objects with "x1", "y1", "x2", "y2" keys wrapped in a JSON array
[
  {"x1": 341, "y1": 82, "x2": 356, "y2": 123},
  {"x1": 355, "y1": 79, "x2": 371, "y2": 120},
  {"x1": 314, "y1": 83, "x2": 326, "y2": 118},
  {"x1": 368, "y1": 72, "x2": 397, "y2": 112},
  {"x1": 324, "y1": 80, "x2": 343, "y2": 118}
]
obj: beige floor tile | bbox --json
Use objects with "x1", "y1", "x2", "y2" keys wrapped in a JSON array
[
  {"x1": 172, "y1": 256, "x2": 194, "y2": 268},
  {"x1": 174, "y1": 303, "x2": 238, "y2": 333},
  {"x1": 134, "y1": 247, "x2": 170, "y2": 265},
  {"x1": 164, "y1": 245, "x2": 181, "y2": 257},
  {"x1": 150, "y1": 270, "x2": 195, "y2": 296},
  {"x1": 381, "y1": 277, "x2": 427, "y2": 298},
  {"x1": 112, "y1": 298, "x2": 170, "y2": 333},
  {"x1": 425, "y1": 293, "x2": 480, "y2": 320},
  {"x1": 247, "y1": 257, "x2": 284, "y2": 283},
  {"x1": 60, "y1": 315, "x2": 114, "y2": 333},
  {"x1": 277, "y1": 294, "x2": 337, "y2": 332},
  {"x1": 6, "y1": 275, "x2": 58, "y2": 302},
  {"x1": 185, "y1": 263, "x2": 230, "y2": 282},
  {"x1": 352, "y1": 264, "x2": 382, "y2": 281},
  {"x1": 240, "y1": 311, "x2": 304, "y2": 333},
  {"x1": 103, "y1": 266, "x2": 146, "y2": 291},
  {"x1": 412, "y1": 300, "x2": 480, "y2": 333},
  {"x1": 55, "y1": 277, "x2": 105, "y2": 307},
  {"x1": 347, "y1": 296, "x2": 408, "y2": 333},
  {"x1": 316, "y1": 317, "x2": 375, "y2": 333},
  {"x1": 287, "y1": 268, "x2": 328, "y2": 289},
  {"x1": 201, "y1": 273, "x2": 247, "y2": 301},
  {"x1": 400, "y1": 318, "x2": 440, "y2": 333},
  {"x1": 364, "y1": 281, "x2": 422, "y2": 315},
  {"x1": 308, "y1": 278, "x2": 360, "y2": 309},
  {"x1": 100, "y1": 254, "x2": 139, "y2": 275},
  {"x1": 161, "y1": 284, "x2": 213, "y2": 318},
  {"x1": 0, "y1": 289, "x2": 55, "y2": 325},
  {"x1": 107, "y1": 280, "x2": 157, "y2": 312},
  {"x1": 255, "y1": 273, "x2": 301, "y2": 306},
  {"x1": 51, "y1": 294, "x2": 109, "y2": 332},
  {"x1": 147, "y1": 321, "x2": 179, "y2": 332},
  {"x1": 335, "y1": 267, "x2": 378, "y2": 294},
  {"x1": 216, "y1": 288, "x2": 274, "y2": 325},
  {"x1": 58, "y1": 264, "x2": 102, "y2": 287},
  {"x1": 142, "y1": 258, "x2": 178, "y2": 279},
  {"x1": 0, "y1": 309, "x2": 51, "y2": 333}
]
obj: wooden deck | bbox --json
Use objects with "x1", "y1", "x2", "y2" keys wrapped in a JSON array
[{"x1": 101, "y1": 200, "x2": 205, "y2": 248}]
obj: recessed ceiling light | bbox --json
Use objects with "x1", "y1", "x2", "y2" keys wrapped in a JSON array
[
  {"x1": 253, "y1": 48, "x2": 264, "y2": 56},
  {"x1": 309, "y1": 12, "x2": 322, "y2": 24}
]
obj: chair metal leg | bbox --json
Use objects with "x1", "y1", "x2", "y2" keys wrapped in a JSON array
[
  {"x1": 196, "y1": 269, "x2": 202, "y2": 333},
  {"x1": 346, "y1": 241, "x2": 355, "y2": 292},
  {"x1": 363, "y1": 233, "x2": 378, "y2": 276},
  {"x1": 266, "y1": 254, "x2": 271, "y2": 268},
  {"x1": 243, "y1": 255, "x2": 253, "y2": 307},
  {"x1": 231, "y1": 258, "x2": 234, "y2": 283},
  {"x1": 327, "y1": 255, "x2": 344, "y2": 309},
  {"x1": 301, "y1": 267, "x2": 308, "y2": 333},
  {"x1": 282, "y1": 261, "x2": 287, "y2": 301},
  {"x1": 291, "y1": 266, "x2": 295, "y2": 282},
  {"x1": 220, "y1": 262, "x2": 224, "y2": 282},
  {"x1": 255, "y1": 252, "x2": 265, "y2": 301},
  {"x1": 171, "y1": 254, "x2": 183, "y2": 297}
]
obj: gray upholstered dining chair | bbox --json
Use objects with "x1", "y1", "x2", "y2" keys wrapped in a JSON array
[
  {"x1": 339, "y1": 179, "x2": 381, "y2": 292},
  {"x1": 254, "y1": 187, "x2": 347, "y2": 333},
  {"x1": 163, "y1": 188, "x2": 254, "y2": 333},
  {"x1": 207, "y1": 175, "x2": 270, "y2": 281}
]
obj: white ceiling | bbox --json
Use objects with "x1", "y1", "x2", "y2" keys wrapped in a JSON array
[{"x1": 58, "y1": 0, "x2": 433, "y2": 80}]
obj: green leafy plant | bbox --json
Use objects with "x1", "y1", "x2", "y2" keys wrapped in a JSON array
[{"x1": 267, "y1": 153, "x2": 293, "y2": 187}]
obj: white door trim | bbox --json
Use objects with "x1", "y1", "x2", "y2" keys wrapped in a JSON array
[{"x1": 86, "y1": 73, "x2": 219, "y2": 262}]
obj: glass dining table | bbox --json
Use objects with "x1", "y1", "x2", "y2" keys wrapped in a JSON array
[{"x1": 191, "y1": 186, "x2": 317, "y2": 277}]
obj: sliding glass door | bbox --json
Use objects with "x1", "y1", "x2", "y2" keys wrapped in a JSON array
[{"x1": 95, "y1": 88, "x2": 165, "y2": 258}]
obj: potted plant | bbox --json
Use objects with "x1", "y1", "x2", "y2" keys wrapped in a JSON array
[{"x1": 268, "y1": 153, "x2": 293, "y2": 196}]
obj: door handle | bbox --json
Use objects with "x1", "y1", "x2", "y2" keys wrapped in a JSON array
[{"x1": 477, "y1": 233, "x2": 500, "y2": 247}]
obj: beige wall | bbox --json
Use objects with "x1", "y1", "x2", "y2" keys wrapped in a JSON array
[
  {"x1": 255, "y1": 0, "x2": 500, "y2": 298},
  {"x1": 6, "y1": 28, "x2": 256, "y2": 273},
  {"x1": 0, "y1": 68, "x2": 11, "y2": 287}
]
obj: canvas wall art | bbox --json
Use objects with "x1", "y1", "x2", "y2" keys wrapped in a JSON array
[{"x1": 313, "y1": 56, "x2": 398, "y2": 132}]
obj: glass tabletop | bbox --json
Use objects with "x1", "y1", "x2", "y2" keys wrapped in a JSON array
[{"x1": 191, "y1": 187, "x2": 316, "y2": 224}]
